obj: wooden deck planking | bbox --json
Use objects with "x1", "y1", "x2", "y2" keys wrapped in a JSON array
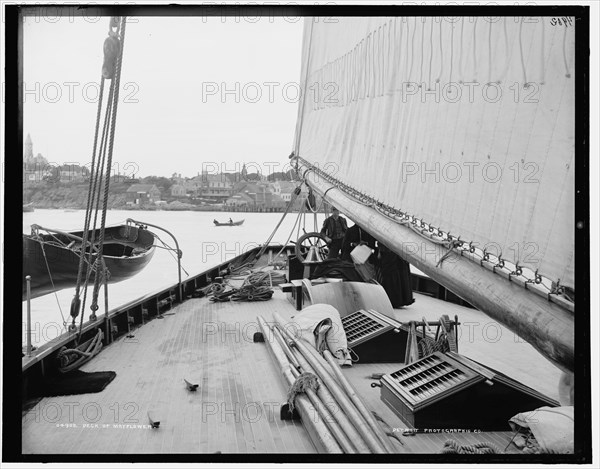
[
  {"x1": 170, "y1": 311, "x2": 198, "y2": 453},
  {"x1": 229, "y1": 296, "x2": 314, "y2": 453},
  {"x1": 244, "y1": 326, "x2": 288, "y2": 453},
  {"x1": 230, "y1": 315, "x2": 261, "y2": 452},
  {"x1": 237, "y1": 346, "x2": 276, "y2": 453},
  {"x1": 23, "y1": 278, "x2": 554, "y2": 455},
  {"x1": 249, "y1": 298, "x2": 317, "y2": 453},
  {"x1": 165, "y1": 312, "x2": 197, "y2": 453},
  {"x1": 23, "y1": 294, "x2": 314, "y2": 454}
]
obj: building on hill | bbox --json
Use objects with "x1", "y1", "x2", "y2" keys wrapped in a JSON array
[
  {"x1": 199, "y1": 172, "x2": 233, "y2": 200},
  {"x1": 57, "y1": 164, "x2": 90, "y2": 182},
  {"x1": 23, "y1": 134, "x2": 49, "y2": 173},
  {"x1": 183, "y1": 174, "x2": 203, "y2": 195},
  {"x1": 225, "y1": 191, "x2": 254, "y2": 209},
  {"x1": 170, "y1": 184, "x2": 186, "y2": 197},
  {"x1": 24, "y1": 133, "x2": 33, "y2": 160},
  {"x1": 272, "y1": 181, "x2": 299, "y2": 202},
  {"x1": 126, "y1": 184, "x2": 161, "y2": 206}
]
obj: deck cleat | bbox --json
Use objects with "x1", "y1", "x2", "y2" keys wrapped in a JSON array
[
  {"x1": 147, "y1": 412, "x2": 160, "y2": 429},
  {"x1": 253, "y1": 332, "x2": 265, "y2": 343},
  {"x1": 184, "y1": 378, "x2": 199, "y2": 391},
  {"x1": 279, "y1": 403, "x2": 301, "y2": 421}
]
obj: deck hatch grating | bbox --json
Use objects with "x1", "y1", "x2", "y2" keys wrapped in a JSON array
[
  {"x1": 342, "y1": 309, "x2": 393, "y2": 346},
  {"x1": 385, "y1": 352, "x2": 480, "y2": 405}
]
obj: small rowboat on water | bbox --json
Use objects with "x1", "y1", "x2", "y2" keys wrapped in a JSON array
[
  {"x1": 22, "y1": 224, "x2": 156, "y2": 300},
  {"x1": 213, "y1": 219, "x2": 244, "y2": 226}
]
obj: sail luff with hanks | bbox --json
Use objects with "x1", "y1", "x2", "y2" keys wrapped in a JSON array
[{"x1": 292, "y1": 16, "x2": 575, "y2": 372}]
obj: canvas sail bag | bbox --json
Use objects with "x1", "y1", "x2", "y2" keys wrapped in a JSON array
[{"x1": 290, "y1": 303, "x2": 352, "y2": 366}]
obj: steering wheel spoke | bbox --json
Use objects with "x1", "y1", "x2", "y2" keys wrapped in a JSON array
[{"x1": 295, "y1": 232, "x2": 329, "y2": 263}]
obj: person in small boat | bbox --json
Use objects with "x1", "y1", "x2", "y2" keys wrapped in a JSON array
[
  {"x1": 375, "y1": 243, "x2": 415, "y2": 308},
  {"x1": 320, "y1": 207, "x2": 348, "y2": 259},
  {"x1": 229, "y1": 218, "x2": 233, "y2": 224}
]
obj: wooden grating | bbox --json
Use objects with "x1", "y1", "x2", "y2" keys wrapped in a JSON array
[
  {"x1": 383, "y1": 352, "x2": 482, "y2": 407},
  {"x1": 342, "y1": 309, "x2": 394, "y2": 346}
]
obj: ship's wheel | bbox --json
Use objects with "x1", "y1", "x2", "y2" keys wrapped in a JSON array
[{"x1": 294, "y1": 232, "x2": 329, "y2": 263}]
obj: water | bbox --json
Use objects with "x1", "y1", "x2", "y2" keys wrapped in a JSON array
[{"x1": 23, "y1": 209, "x2": 327, "y2": 347}]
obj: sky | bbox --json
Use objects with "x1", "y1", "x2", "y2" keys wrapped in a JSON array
[{"x1": 23, "y1": 12, "x2": 304, "y2": 178}]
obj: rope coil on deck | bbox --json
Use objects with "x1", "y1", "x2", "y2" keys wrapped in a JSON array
[
  {"x1": 209, "y1": 269, "x2": 284, "y2": 302},
  {"x1": 287, "y1": 372, "x2": 320, "y2": 412},
  {"x1": 57, "y1": 329, "x2": 104, "y2": 373},
  {"x1": 440, "y1": 439, "x2": 500, "y2": 454},
  {"x1": 209, "y1": 284, "x2": 274, "y2": 302}
]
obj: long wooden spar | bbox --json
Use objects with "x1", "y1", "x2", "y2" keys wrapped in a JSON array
[{"x1": 302, "y1": 169, "x2": 574, "y2": 374}]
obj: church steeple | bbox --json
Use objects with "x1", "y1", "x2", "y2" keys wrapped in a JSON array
[
  {"x1": 24, "y1": 133, "x2": 33, "y2": 160},
  {"x1": 241, "y1": 163, "x2": 247, "y2": 181}
]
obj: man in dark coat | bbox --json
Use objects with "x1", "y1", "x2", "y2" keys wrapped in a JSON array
[
  {"x1": 320, "y1": 207, "x2": 348, "y2": 259},
  {"x1": 341, "y1": 224, "x2": 378, "y2": 281},
  {"x1": 376, "y1": 243, "x2": 415, "y2": 308},
  {"x1": 341, "y1": 224, "x2": 377, "y2": 262}
]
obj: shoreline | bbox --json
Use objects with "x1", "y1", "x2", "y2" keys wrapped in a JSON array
[{"x1": 23, "y1": 206, "x2": 324, "y2": 213}]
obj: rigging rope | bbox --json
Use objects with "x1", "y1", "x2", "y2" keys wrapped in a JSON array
[
  {"x1": 39, "y1": 241, "x2": 68, "y2": 330},
  {"x1": 90, "y1": 17, "x2": 127, "y2": 323},
  {"x1": 66, "y1": 16, "x2": 127, "y2": 342},
  {"x1": 254, "y1": 184, "x2": 303, "y2": 261},
  {"x1": 152, "y1": 232, "x2": 190, "y2": 277},
  {"x1": 273, "y1": 201, "x2": 305, "y2": 260}
]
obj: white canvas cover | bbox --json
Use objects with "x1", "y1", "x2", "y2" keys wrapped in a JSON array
[
  {"x1": 509, "y1": 406, "x2": 574, "y2": 453},
  {"x1": 289, "y1": 303, "x2": 351, "y2": 365}
]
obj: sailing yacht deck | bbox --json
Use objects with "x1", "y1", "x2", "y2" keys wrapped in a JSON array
[
  {"x1": 22, "y1": 293, "x2": 315, "y2": 454},
  {"x1": 22, "y1": 279, "x2": 563, "y2": 455}
]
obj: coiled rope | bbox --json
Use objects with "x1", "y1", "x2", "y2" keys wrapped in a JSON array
[
  {"x1": 440, "y1": 439, "x2": 500, "y2": 454},
  {"x1": 57, "y1": 329, "x2": 104, "y2": 373},
  {"x1": 209, "y1": 270, "x2": 285, "y2": 303},
  {"x1": 287, "y1": 372, "x2": 320, "y2": 412}
]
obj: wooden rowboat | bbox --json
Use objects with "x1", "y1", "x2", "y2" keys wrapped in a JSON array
[
  {"x1": 22, "y1": 224, "x2": 156, "y2": 300},
  {"x1": 213, "y1": 219, "x2": 245, "y2": 226}
]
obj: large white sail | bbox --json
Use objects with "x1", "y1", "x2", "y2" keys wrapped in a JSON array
[{"x1": 294, "y1": 16, "x2": 575, "y2": 289}]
